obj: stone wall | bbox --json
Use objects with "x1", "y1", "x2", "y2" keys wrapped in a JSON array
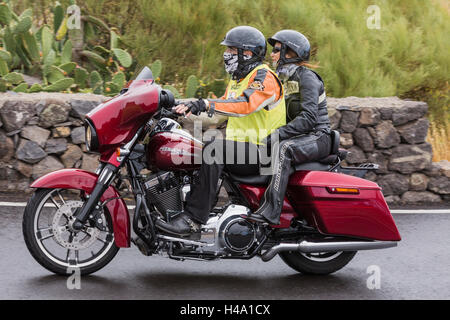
[
  {"x1": 325, "y1": 97, "x2": 449, "y2": 205},
  {"x1": 0, "y1": 93, "x2": 448, "y2": 205},
  {"x1": 0, "y1": 92, "x2": 108, "y2": 192}
]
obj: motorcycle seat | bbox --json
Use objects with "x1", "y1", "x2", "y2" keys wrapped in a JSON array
[
  {"x1": 228, "y1": 172, "x2": 271, "y2": 185},
  {"x1": 228, "y1": 131, "x2": 347, "y2": 185},
  {"x1": 229, "y1": 160, "x2": 332, "y2": 185}
]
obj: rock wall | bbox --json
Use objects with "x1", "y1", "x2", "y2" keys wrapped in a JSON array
[
  {"x1": 0, "y1": 93, "x2": 448, "y2": 205},
  {"x1": 0, "y1": 92, "x2": 108, "y2": 192},
  {"x1": 325, "y1": 97, "x2": 449, "y2": 204}
]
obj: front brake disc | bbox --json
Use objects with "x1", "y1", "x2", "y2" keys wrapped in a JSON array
[{"x1": 52, "y1": 200, "x2": 100, "y2": 250}]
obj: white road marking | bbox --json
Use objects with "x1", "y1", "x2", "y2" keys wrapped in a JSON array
[
  {"x1": 1, "y1": 201, "x2": 449, "y2": 213},
  {"x1": 390, "y1": 209, "x2": 450, "y2": 214}
]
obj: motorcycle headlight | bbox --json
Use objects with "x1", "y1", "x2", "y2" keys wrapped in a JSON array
[{"x1": 84, "y1": 119, "x2": 99, "y2": 152}]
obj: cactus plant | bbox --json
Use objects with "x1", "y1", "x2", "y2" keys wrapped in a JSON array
[
  {"x1": 28, "y1": 83, "x2": 43, "y2": 93},
  {"x1": 3, "y1": 71, "x2": 24, "y2": 84},
  {"x1": 89, "y1": 70, "x2": 103, "y2": 94},
  {"x1": 163, "y1": 84, "x2": 181, "y2": 99},
  {"x1": 13, "y1": 82, "x2": 28, "y2": 92},
  {"x1": 47, "y1": 65, "x2": 66, "y2": 84},
  {"x1": 55, "y1": 16, "x2": 68, "y2": 41},
  {"x1": 0, "y1": 3, "x2": 12, "y2": 25},
  {"x1": 43, "y1": 77, "x2": 74, "y2": 92},
  {"x1": 151, "y1": 60, "x2": 162, "y2": 79},
  {"x1": 53, "y1": 1, "x2": 65, "y2": 35},
  {"x1": 41, "y1": 25, "x2": 53, "y2": 59},
  {"x1": 185, "y1": 75, "x2": 199, "y2": 98},
  {"x1": 59, "y1": 62, "x2": 76, "y2": 75},
  {"x1": 21, "y1": 31, "x2": 40, "y2": 62},
  {"x1": 74, "y1": 65, "x2": 89, "y2": 88},
  {"x1": 112, "y1": 48, "x2": 132, "y2": 68},
  {"x1": 0, "y1": 58, "x2": 8, "y2": 76},
  {"x1": 60, "y1": 39, "x2": 72, "y2": 64},
  {"x1": 112, "y1": 72, "x2": 126, "y2": 88},
  {"x1": 0, "y1": 2, "x2": 134, "y2": 94},
  {"x1": 0, "y1": 49, "x2": 11, "y2": 64}
]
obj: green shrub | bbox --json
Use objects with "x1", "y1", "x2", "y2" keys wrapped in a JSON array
[{"x1": 7, "y1": 0, "x2": 450, "y2": 120}]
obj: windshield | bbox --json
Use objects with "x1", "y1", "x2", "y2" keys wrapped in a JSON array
[{"x1": 131, "y1": 66, "x2": 154, "y2": 81}]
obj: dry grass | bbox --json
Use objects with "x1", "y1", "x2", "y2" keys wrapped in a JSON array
[{"x1": 427, "y1": 118, "x2": 450, "y2": 161}]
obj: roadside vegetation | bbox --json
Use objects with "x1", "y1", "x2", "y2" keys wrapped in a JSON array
[{"x1": 4, "y1": 0, "x2": 450, "y2": 159}]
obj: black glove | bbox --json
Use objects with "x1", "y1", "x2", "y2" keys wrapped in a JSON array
[{"x1": 187, "y1": 99, "x2": 207, "y2": 116}]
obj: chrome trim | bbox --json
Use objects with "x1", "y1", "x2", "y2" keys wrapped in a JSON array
[
  {"x1": 261, "y1": 240, "x2": 398, "y2": 262},
  {"x1": 157, "y1": 234, "x2": 214, "y2": 247}
]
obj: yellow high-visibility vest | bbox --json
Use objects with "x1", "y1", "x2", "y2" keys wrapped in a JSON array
[{"x1": 225, "y1": 64, "x2": 286, "y2": 145}]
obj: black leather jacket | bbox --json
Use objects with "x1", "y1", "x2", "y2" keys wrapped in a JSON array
[{"x1": 276, "y1": 66, "x2": 331, "y2": 141}]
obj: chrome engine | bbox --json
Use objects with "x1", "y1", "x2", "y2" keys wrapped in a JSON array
[
  {"x1": 144, "y1": 171, "x2": 261, "y2": 258},
  {"x1": 144, "y1": 171, "x2": 190, "y2": 217},
  {"x1": 156, "y1": 205, "x2": 263, "y2": 259},
  {"x1": 202, "y1": 205, "x2": 260, "y2": 254}
]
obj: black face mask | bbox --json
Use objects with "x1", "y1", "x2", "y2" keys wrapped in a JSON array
[
  {"x1": 223, "y1": 52, "x2": 240, "y2": 75},
  {"x1": 275, "y1": 44, "x2": 303, "y2": 70},
  {"x1": 228, "y1": 48, "x2": 262, "y2": 80}
]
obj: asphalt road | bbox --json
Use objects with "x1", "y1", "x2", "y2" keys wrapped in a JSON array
[{"x1": 1, "y1": 205, "x2": 450, "y2": 300}]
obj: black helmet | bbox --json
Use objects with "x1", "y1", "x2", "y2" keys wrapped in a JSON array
[
  {"x1": 221, "y1": 26, "x2": 267, "y2": 59},
  {"x1": 268, "y1": 30, "x2": 310, "y2": 66}
]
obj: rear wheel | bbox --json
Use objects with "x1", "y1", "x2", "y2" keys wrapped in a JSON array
[
  {"x1": 23, "y1": 188, "x2": 119, "y2": 276},
  {"x1": 279, "y1": 250, "x2": 357, "y2": 275}
]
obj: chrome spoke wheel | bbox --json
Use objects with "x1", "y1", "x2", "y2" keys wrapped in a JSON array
[
  {"x1": 300, "y1": 251, "x2": 344, "y2": 262},
  {"x1": 24, "y1": 188, "x2": 119, "y2": 275}
]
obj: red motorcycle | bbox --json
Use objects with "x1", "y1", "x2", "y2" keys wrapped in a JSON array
[{"x1": 22, "y1": 67, "x2": 401, "y2": 276}]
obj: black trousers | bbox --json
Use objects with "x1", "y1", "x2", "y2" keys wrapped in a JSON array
[
  {"x1": 254, "y1": 131, "x2": 331, "y2": 224},
  {"x1": 184, "y1": 139, "x2": 264, "y2": 224}
]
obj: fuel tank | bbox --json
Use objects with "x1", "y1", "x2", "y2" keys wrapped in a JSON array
[{"x1": 146, "y1": 130, "x2": 203, "y2": 171}]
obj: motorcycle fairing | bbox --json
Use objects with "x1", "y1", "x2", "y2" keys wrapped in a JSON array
[
  {"x1": 30, "y1": 169, "x2": 131, "y2": 247},
  {"x1": 87, "y1": 80, "x2": 160, "y2": 155}
]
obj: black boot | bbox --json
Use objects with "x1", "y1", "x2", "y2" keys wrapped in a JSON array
[
  {"x1": 245, "y1": 212, "x2": 270, "y2": 223},
  {"x1": 155, "y1": 212, "x2": 201, "y2": 238}
]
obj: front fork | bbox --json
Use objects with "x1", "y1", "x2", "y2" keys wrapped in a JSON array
[
  {"x1": 72, "y1": 120, "x2": 154, "y2": 231},
  {"x1": 72, "y1": 164, "x2": 119, "y2": 231}
]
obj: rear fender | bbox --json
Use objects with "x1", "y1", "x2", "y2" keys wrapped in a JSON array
[{"x1": 30, "y1": 169, "x2": 130, "y2": 247}]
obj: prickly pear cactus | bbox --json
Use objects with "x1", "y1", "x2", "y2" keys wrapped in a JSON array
[
  {"x1": 185, "y1": 75, "x2": 199, "y2": 98},
  {"x1": 163, "y1": 84, "x2": 181, "y2": 99},
  {"x1": 151, "y1": 60, "x2": 162, "y2": 79},
  {"x1": 43, "y1": 78, "x2": 74, "y2": 92}
]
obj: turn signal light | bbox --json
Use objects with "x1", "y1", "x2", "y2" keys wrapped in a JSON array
[{"x1": 327, "y1": 187, "x2": 360, "y2": 194}]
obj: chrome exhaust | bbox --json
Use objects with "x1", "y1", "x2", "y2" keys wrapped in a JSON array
[{"x1": 261, "y1": 240, "x2": 398, "y2": 262}]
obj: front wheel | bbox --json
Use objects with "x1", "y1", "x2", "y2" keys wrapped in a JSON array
[
  {"x1": 279, "y1": 250, "x2": 357, "y2": 275},
  {"x1": 23, "y1": 188, "x2": 119, "y2": 276}
]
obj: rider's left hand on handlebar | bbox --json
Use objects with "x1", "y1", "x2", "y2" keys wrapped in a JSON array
[
  {"x1": 188, "y1": 99, "x2": 207, "y2": 116},
  {"x1": 173, "y1": 104, "x2": 191, "y2": 117}
]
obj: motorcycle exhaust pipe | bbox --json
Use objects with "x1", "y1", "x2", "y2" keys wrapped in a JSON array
[{"x1": 261, "y1": 240, "x2": 398, "y2": 262}]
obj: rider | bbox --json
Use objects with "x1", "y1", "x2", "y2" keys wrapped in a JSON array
[
  {"x1": 246, "y1": 30, "x2": 332, "y2": 224},
  {"x1": 155, "y1": 26, "x2": 286, "y2": 237}
]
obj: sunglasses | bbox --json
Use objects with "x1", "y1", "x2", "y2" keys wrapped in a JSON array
[{"x1": 272, "y1": 47, "x2": 281, "y2": 53}]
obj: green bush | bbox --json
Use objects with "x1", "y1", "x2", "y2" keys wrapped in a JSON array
[{"x1": 8, "y1": 0, "x2": 450, "y2": 120}]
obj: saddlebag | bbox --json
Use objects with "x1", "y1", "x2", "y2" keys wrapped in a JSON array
[{"x1": 287, "y1": 171, "x2": 401, "y2": 241}]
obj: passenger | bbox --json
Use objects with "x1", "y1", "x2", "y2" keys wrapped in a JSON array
[{"x1": 247, "y1": 30, "x2": 332, "y2": 224}]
